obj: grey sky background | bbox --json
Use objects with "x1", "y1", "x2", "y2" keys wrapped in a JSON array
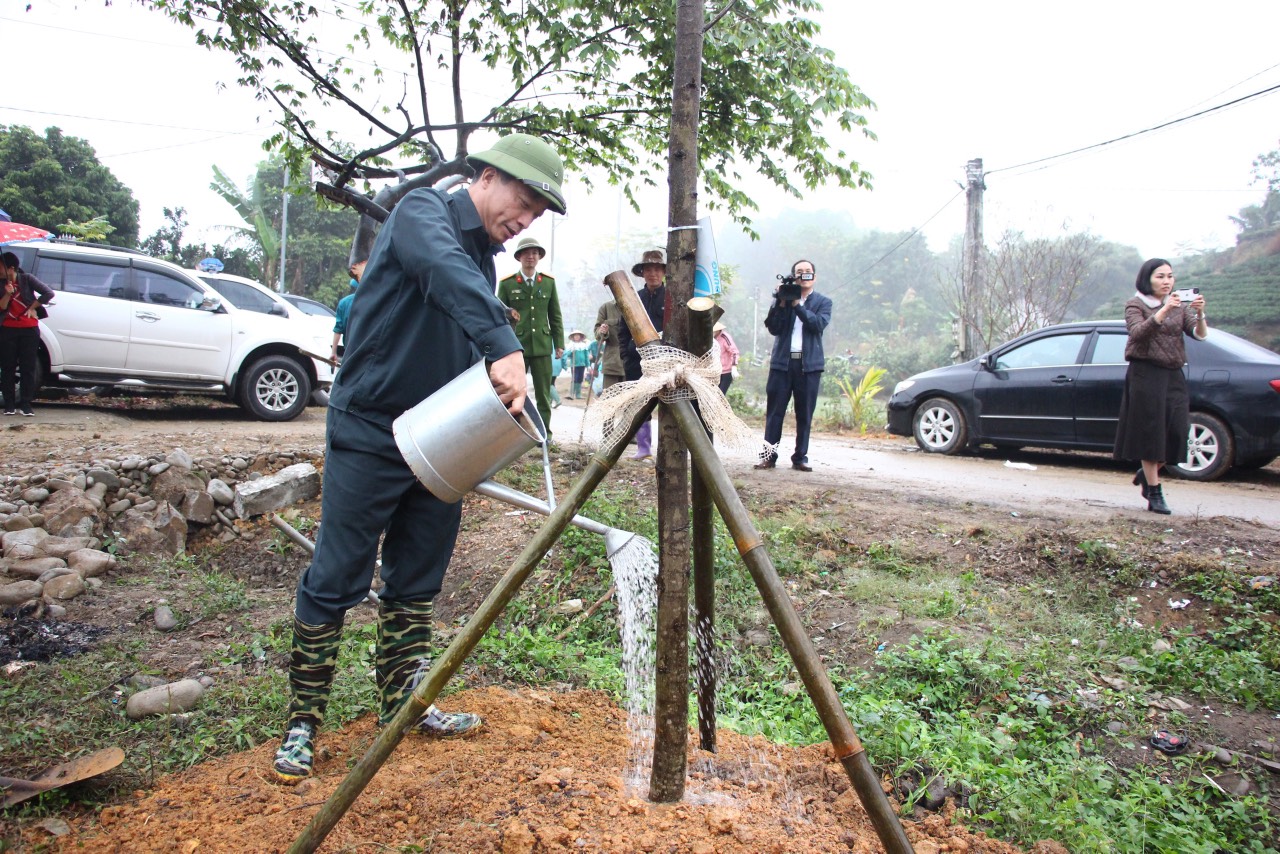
[{"x1": 3, "y1": 2, "x2": 1278, "y2": 271}]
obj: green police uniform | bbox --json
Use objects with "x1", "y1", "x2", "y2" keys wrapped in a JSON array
[{"x1": 498, "y1": 270, "x2": 563, "y2": 437}]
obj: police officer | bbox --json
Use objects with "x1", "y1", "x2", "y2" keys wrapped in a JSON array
[
  {"x1": 273, "y1": 133, "x2": 567, "y2": 784},
  {"x1": 498, "y1": 236, "x2": 563, "y2": 439}
]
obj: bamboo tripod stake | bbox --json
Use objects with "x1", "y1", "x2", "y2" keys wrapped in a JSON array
[
  {"x1": 288, "y1": 273, "x2": 911, "y2": 853},
  {"x1": 603, "y1": 272, "x2": 915, "y2": 854},
  {"x1": 287, "y1": 397, "x2": 658, "y2": 854}
]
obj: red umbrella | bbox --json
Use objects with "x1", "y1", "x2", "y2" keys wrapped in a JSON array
[{"x1": 0, "y1": 221, "x2": 53, "y2": 245}]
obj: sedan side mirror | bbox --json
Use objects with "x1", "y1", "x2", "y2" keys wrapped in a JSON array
[
  {"x1": 980, "y1": 354, "x2": 995, "y2": 371},
  {"x1": 199, "y1": 295, "x2": 223, "y2": 312},
  {"x1": 269, "y1": 303, "x2": 288, "y2": 317}
]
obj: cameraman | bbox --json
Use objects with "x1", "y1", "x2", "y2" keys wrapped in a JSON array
[{"x1": 755, "y1": 259, "x2": 831, "y2": 471}]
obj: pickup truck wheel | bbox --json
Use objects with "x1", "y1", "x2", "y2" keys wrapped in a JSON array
[{"x1": 239, "y1": 355, "x2": 311, "y2": 421}]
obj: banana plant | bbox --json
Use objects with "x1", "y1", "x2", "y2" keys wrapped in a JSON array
[{"x1": 210, "y1": 164, "x2": 280, "y2": 284}]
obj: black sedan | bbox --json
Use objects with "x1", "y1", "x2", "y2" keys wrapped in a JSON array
[{"x1": 886, "y1": 321, "x2": 1280, "y2": 480}]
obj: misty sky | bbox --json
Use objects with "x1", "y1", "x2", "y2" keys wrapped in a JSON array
[{"x1": 3, "y1": 1, "x2": 1277, "y2": 271}]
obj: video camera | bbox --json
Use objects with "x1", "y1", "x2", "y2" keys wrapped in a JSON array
[{"x1": 775, "y1": 273, "x2": 803, "y2": 302}]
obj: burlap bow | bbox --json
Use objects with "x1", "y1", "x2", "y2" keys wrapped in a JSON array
[{"x1": 583, "y1": 343, "x2": 773, "y2": 461}]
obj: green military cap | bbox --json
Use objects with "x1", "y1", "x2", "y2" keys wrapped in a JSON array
[{"x1": 467, "y1": 134, "x2": 567, "y2": 215}]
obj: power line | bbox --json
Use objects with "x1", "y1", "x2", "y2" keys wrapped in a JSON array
[
  {"x1": 0, "y1": 106, "x2": 263, "y2": 136},
  {"x1": 846, "y1": 189, "x2": 964, "y2": 284},
  {"x1": 987, "y1": 82, "x2": 1280, "y2": 178}
]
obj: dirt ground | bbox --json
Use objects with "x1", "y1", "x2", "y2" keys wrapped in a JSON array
[{"x1": 3, "y1": 397, "x2": 1278, "y2": 852}]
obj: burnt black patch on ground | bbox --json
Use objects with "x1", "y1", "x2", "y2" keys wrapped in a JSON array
[{"x1": 0, "y1": 616, "x2": 112, "y2": 664}]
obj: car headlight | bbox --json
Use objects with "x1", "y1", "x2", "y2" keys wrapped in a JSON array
[{"x1": 892, "y1": 379, "x2": 916, "y2": 396}]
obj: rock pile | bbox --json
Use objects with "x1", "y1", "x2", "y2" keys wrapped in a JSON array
[{"x1": 0, "y1": 447, "x2": 321, "y2": 618}]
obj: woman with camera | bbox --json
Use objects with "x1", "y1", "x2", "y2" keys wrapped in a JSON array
[{"x1": 1113, "y1": 258, "x2": 1207, "y2": 514}]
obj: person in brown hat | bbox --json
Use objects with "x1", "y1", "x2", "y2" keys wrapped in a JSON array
[
  {"x1": 498, "y1": 235, "x2": 563, "y2": 438},
  {"x1": 616, "y1": 248, "x2": 667, "y2": 461}
]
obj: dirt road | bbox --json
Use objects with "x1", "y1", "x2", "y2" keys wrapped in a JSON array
[{"x1": 4, "y1": 399, "x2": 1277, "y2": 528}]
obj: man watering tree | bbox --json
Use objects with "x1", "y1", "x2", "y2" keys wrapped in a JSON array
[{"x1": 273, "y1": 133, "x2": 568, "y2": 783}]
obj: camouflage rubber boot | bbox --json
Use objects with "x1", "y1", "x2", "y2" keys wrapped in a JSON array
[
  {"x1": 273, "y1": 618, "x2": 343, "y2": 783},
  {"x1": 376, "y1": 599, "x2": 435, "y2": 725},
  {"x1": 376, "y1": 600, "x2": 483, "y2": 737}
]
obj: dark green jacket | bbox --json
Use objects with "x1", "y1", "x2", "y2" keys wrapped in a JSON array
[
  {"x1": 329, "y1": 187, "x2": 521, "y2": 427},
  {"x1": 497, "y1": 271, "x2": 563, "y2": 358}
]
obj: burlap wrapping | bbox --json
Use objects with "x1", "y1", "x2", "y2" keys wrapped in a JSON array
[{"x1": 583, "y1": 343, "x2": 773, "y2": 461}]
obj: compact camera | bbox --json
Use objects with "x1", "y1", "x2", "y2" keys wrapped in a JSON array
[{"x1": 1174, "y1": 287, "x2": 1199, "y2": 302}]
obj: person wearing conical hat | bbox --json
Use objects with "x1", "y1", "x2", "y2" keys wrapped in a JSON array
[
  {"x1": 616, "y1": 248, "x2": 667, "y2": 461},
  {"x1": 273, "y1": 133, "x2": 568, "y2": 785},
  {"x1": 566, "y1": 328, "x2": 595, "y2": 399},
  {"x1": 498, "y1": 235, "x2": 563, "y2": 436}
]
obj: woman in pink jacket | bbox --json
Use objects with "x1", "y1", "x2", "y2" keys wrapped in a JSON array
[{"x1": 714, "y1": 321, "x2": 739, "y2": 393}]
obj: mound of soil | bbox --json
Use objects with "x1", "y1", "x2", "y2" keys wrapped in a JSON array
[{"x1": 47, "y1": 688, "x2": 1020, "y2": 853}]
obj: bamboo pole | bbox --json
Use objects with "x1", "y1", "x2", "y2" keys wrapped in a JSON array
[
  {"x1": 687, "y1": 297, "x2": 719, "y2": 752},
  {"x1": 667, "y1": 399, "x2": 914, "y2": 854},
  {"x1": 606, "y1": 270, "x2": 913, "y2": 853},
  {"x1": 287, "y1": 399, "x2": 657, "y2": 854}
]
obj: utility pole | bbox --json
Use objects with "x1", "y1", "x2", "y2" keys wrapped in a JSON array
[
  {"x1": 278, "y1": 168, "x2": 290, "y2": 293},
  {"x1": 960, "y1": 157, "x2": 984, "y2": 361}
]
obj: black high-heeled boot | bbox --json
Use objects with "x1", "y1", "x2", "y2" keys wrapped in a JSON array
[
  {"x1": 1147, "y1": 484, "x2": 1172, "y2": 515},
  {"x1": 1132, "y1": 469, "x2": 1149, "y2": 499}
]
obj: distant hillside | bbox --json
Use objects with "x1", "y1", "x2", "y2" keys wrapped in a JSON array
[{"x1": 1178, "y1": 229, "x2": 1280, "y2": 352}]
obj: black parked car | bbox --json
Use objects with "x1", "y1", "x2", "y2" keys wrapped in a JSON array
[{"x1": 886, "y1": 321, "x2": 1280, "y2": 480}]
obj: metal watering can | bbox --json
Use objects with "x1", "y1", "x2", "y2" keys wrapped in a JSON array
[
  {"x1": 392, "y1": 359, "x2": 638, "y2": 553},
  {"x1": 393, "y1": 360, "x2": 545, "y2": 503}
]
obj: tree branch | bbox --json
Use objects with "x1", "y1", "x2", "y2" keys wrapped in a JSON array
[{"x1": 703, "y1": 0, "x2": 741, "y2": 33}]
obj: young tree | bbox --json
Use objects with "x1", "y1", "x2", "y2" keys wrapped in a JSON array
[
  {"x1": 0, "y1": 125, "x2": 140, "y2": 245},
  {"x1": 944, "y1": 228, "x2": 1102, "y2": 354},
  {"x1": 150, "y1": 0, "x2": 874, "y2": 250}
]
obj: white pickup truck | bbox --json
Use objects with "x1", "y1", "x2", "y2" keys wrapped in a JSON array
[{"x1": 8, "y1": 241, "x2": 334, "y2": 421}]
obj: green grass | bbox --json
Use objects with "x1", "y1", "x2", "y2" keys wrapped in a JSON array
[{"x1": 3, "y1": 473, "x2": 1277, "y2": 853}]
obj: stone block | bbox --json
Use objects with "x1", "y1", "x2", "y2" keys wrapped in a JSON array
[
  {"x1": 68, "y1": 549, "x2": 115, "y2": 578},
  {"x1": 233, "y1": 463, "x2": 320, "y2": 518}
]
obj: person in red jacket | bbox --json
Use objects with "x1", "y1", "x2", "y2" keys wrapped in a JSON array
[{"x1": 0, "y1": 251, "x2": 55, "y2": 417}]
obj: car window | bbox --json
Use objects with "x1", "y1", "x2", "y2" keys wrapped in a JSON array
[
  {"x1": 134, "y1": 268, "x2": 206, "y2": 309},
  {"x1": 63, "y1": 259, "x2": 128, "y2": 299},
  {"x1": 32, "y1": 257, "x2": 65, "y2": 289},
  {"x1": 994, "y1": 333, "x2": 1088, "y2": 370},
  {"x1": 203, "y1": 278, "x2": 278, "y2": 314},
  {"x1": 287, "y1": 296, "x2": 336, "y2": 318},
  {"x1": 1089, "y1": 332, "x2": 1128, "y2": 365}
]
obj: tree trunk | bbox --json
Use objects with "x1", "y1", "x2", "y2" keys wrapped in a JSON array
[{"x1": 648, "y1": 0, "x2": 705, "y2": 804}]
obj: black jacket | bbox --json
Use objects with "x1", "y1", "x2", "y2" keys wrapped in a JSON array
[
  {"x1": 765, "y1": 289, "x2": 831, "y2": 373},
  {"x1": 617, "y1": 283, "x2": 666, "y2": 381}
]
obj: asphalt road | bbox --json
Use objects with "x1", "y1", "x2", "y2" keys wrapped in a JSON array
[
  {"x1": 547, "y1": 404, "x2": 1280, "y2": 528},
  {"x1": 8, "y1": 399, "x2": 1278, "y2": 529}
]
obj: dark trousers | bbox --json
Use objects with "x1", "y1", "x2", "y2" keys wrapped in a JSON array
[
  {"x1": 294, "y1": 407, "x2": 462, "y2": 625},
  {"x1": 0, "y1": 326, "x2": 39, "y2": 411},
  {"x1": 764, "y1": 360, "x2": 821, "y2": 464},
  {"x1": 718, "y1": 372, "x2": 733, "y2": 394},
  {"x1": 526, "y1": 353, "x2": 552, "y2": 440}
]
